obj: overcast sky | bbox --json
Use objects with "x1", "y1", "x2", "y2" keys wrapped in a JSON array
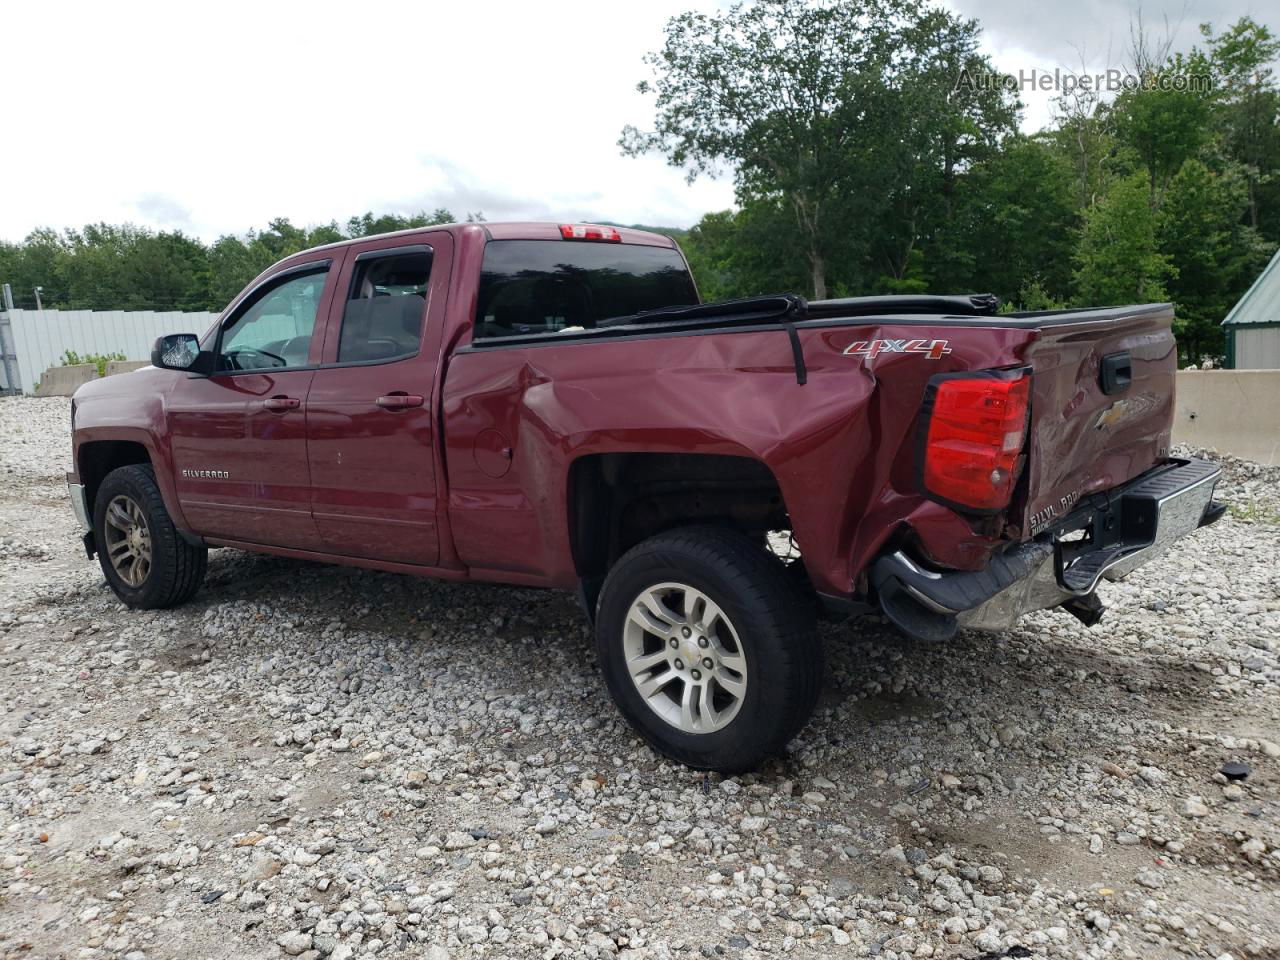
[{"x1": 2, "y1": 0, "x2": 1274, "y2": 244}]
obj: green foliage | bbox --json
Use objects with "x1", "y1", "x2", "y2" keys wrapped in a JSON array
[
  {"x1": 1111, "y1": 68, "x2": 1213, "y2": 204},
  {"x1": 874, "y1": 7, "x2": 1020, "y2": 293},
  {"x1": 1230, "y1": 499, "x2": 1280, "y2": 525},
  {"x1": 1158, "y1": 159, "x2": 1266, "y2": 363},
  {"x1": 877, "y1": 249, "x2": 929, "y2": 294},
  {"x1": 681, "y1": 204, "x2": 809, "y2": 302},
  {"x1": 938, "y1": 135, "x2": 1078, "y2": 303},
  {"x1": 345, "y1": 209, "x2": 455, "y2": 238},
  {"x1": 622, "y1": 0, "x2": 1017, "y2": 299},
  {"x1": 60, "y1": 350, "x2": 126, "y2": 377},
  {"x1": 1014, "y1": 279, "x2": 1068, "y2": 312},
  {"x1": 656, "y1": 8, "x2": 1280, "y2": 369},
  {"x1": 1200, "y1": 17, "x2": 1280, "y2": 236},
  {"x1": 1073, "y1": 173, "x2": 1174, "y2": 305},
  {"x1": 0, "y1": 210, "x2": 457, "y2": 313},
  {"x1": 3, "y1": 9, "x2": 1277, "y2": 376}
]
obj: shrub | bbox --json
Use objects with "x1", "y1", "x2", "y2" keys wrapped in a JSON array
[{"x1": 61, "y1": 350, "x2": 127, "y2": 377}]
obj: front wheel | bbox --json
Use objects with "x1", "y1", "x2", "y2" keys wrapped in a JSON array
[
  {"x1": 595, "y1": 526, "x2": 822, "y2": 773},
  {"x1": 93, "y1": 464, "x2": 207, "y2": 609}
]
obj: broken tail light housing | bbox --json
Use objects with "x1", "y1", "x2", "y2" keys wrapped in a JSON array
[
  {"x1": 918, "y1": 369, "x2": 1032, "y2": 512},
  {"x1": 558, "y1": 223, "x2": 622, "y2": 242}
]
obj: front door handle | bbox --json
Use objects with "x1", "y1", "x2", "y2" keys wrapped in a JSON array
[
  {"x1": 376, "y1": 393, "x2": 425, "y2": 410},
  {"x1": 263, "y1": 395, "x2": 300, "y2": 412}
]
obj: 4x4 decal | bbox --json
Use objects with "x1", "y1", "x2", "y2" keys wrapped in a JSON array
[{"x1": 843, "y1": 338, "x2": 952, "y2": 361}]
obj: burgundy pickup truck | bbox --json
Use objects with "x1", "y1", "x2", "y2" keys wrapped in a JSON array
[{"x1": 67, "y1": 221, "x2": 1224, "y2": 771}]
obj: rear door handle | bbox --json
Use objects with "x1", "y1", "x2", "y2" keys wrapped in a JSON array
[
  {"x1": 376, "y1": 393, "x2": 425, "y2": 410},
  {"x1": 263, "y1": 395, "x2": 300, "y2": 411}
]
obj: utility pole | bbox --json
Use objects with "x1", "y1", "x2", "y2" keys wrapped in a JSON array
[
  {"x1": 0, "y1": 284, "x2": 19, "y2": 394},
  {"x1": 33, "y1": 286, "x2": 43, "y2": 310}
]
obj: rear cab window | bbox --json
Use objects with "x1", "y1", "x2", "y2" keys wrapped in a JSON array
[{"x1": 475, "y1": 240, "x2": 697, "y2": 339}]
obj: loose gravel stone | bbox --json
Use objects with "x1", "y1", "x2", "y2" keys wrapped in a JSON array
[{"x1": 1, "y1": 399, "x2": 1278, "y2": 960}]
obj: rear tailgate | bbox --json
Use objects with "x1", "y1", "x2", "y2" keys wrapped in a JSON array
[{"x1": 1018, "y1": 304, "x2": 1177, "y2": 537}]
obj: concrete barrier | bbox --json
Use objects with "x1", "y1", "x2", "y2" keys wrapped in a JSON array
[
  {"x1": 1174, "y1": 370, "x2": 1280, "y2": 465},
  {"x1": 33, "y1": 364, "x2": 99, "y2": 397},
  {"x1": 33, "y1": 359, "x2": 151, "y2": 396},
  {"x1": 104, "y1": 360, "x2": 150, "y2": 377}
]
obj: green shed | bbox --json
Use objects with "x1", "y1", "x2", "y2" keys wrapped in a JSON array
[{"x1": 1224, "y1": 247, "x2": 1280, "y2": 369}]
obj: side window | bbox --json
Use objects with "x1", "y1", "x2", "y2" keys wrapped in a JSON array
[
  {"x1": 219, "y1": 268, "x2": 327, "y2": 371},
  {"x1": 338, "y1": 248, "x2": 433, "y2": 363}
]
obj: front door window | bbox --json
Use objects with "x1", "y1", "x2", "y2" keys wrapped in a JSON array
[{"x1": 218, "y1": 270, "x2": 326, "y2": 371}]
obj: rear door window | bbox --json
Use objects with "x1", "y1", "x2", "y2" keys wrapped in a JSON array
[
  {"x1": 475, "y1": 240, "x2": 697, "y2": 338},
  {"x1": 337, "y1": 247, "x2": 433, "y2": 363}
]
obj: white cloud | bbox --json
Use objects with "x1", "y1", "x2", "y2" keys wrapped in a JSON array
[
  {"x1": 0, "y1": 0, "x2": 737, "y2": 242},
  {"x1": 951, "y1": 0, "x2": 1278, "y2": 134},
  {"x1": 11, "y1": 0, "x2": 1265, "y2": 245}
]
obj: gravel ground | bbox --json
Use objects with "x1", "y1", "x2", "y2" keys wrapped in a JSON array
[{"x1": 1, "y1": 394, "x2": 1278, "y2": 960}]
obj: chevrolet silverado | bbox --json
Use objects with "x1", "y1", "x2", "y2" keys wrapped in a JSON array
[{"x1": 66, "y1": 221, "x2": 1225, "y2": 771}]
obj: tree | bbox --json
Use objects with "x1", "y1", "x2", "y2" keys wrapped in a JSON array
[
  {"x1": 346, "y1": 209, "x2": 454, "y2": 237},
  {"x1": 1073, "y1": 172, "x2": 1174, "y2": 305},
  {"x1": 1111, "y1": 67, "x2": 1213, "y2": 206},
  {"x1": 621, "y1": 0, "x2": 911, "y2": 299},
  {"x1": 1199, "y1": 17, "x2": 1280, "y2": 237},
  {"x1": 1157, "y1": 159, "x2": 1267, "y2": 362},
  {"x1": 252, "y1": 218, "x2": 310, "y2": 261},
  {"x1": 3, "y1": 228, "x2": 65, "y2": 308},
  {"x1": 1, "y1": 208, "x2": 468, "y2": 313},
  {"x1": 876, "y1": 7, "x2": 1020, "y2": 291},
  {"x1": 124, "y1": 231, "x2": 209, "y2": 311},
  {"x1": 681, "y1": 204, "x2": 809, "y2": 301},
  {"x1": 1049, "y1": 80, "x2": 1119, "y2": 212},
  {"x1": 207, "y1": 235, "x2": 264, "y2": 310},
  {"x1": 940, "y1": 135, "x2": 1078, "y2": 303},
  {"x1": 57, "y1": 224, "x2": 144, "y2": 310},
  {"x1": 307, "y1": 221, "x2": 346, "y2": 247}
]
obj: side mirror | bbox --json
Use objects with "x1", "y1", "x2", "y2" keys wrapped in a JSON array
[{"x1": 152, "y1": 334, "x2": 211, "y2": 374}]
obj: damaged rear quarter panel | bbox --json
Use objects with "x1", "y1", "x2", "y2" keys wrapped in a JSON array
[{"x1": 441, "y1": 320, "x2": 1040, "y2": 595}]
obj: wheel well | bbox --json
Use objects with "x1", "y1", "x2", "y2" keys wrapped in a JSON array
[
  {"x1": 568, "y1": 453, "x2": 791, "y2": 592},
  {"x1": 79, "y1": 441, "x2": 152, "y2": 519}
]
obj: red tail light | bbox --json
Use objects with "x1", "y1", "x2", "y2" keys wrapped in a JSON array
[
  {"x1": 920, "y1": 371, "x2": 1031, "y2": 511},
  {"x1": 559, "y1": 223, "x2": 621, "y2": 242}
]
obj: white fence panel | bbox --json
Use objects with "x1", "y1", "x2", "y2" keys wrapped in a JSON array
[{"x1": 0, "y1": 308, "x2": 221, "y2": 393}]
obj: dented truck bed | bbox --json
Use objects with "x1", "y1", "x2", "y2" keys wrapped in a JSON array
[{"x1": 454, "y1": 294, "x2": 1221, "y2": 637}]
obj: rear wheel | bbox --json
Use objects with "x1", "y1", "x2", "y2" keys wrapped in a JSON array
[
  {"x1": 94, "y1": 464, "x2": 207, "y2": 609},
  {"x1": 595, "y1": 526, "x2": 822, "y2": 772}
]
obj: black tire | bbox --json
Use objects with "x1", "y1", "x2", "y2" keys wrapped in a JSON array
[
  {"x1": 595, "y1": 525, "x2": 822, "y2": 773},
  {"x1": 93, "y1": 464, "x2": 207, "y2": 609}
]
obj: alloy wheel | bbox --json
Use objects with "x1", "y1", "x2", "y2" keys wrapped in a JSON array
[
  {"x1": 622, "y1": 581, "x2": 748, "y2": 734},
  {"x1": 103, "y1": 494, "x2": 152, "y2": 588}
]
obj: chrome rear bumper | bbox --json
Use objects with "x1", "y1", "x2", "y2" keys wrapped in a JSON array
[{"x1": 871, "y1": 458, "x2": 1224, "y2": 641}]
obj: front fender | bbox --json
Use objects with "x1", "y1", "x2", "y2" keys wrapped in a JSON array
[{"x1": 72, "y1": 372, "x2": 190, "y2": 534}]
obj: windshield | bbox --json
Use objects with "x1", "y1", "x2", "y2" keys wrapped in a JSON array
[{"x1": 475, "y1": 240, "x2": 698, "y2": 338}]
